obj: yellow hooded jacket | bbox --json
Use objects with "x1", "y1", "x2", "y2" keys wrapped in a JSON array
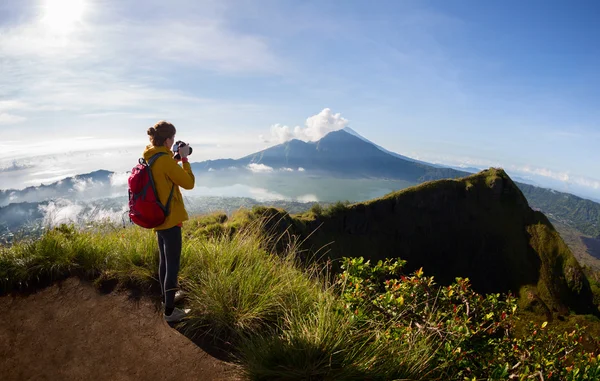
[{"x1": 142, "y1": 145, "x2": 195, "y2": 231}]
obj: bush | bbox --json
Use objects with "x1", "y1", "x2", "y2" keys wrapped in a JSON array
[{"x1": 337, "y1": 257, "x2": 600, "y2": 380}]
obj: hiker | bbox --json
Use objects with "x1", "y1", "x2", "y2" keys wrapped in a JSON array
[{"x1": 144, "y1": 121, "x2": 195, "y2": 323}]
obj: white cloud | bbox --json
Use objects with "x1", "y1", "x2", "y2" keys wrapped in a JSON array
[
  {"x1": 296, "y1": 194, "x2": 318, "y2": 202},
  {"x1": 109, "y1": 172, "x2": 130, "y2": 187},
  {"x1": 247, "y1": 163, "x2": 274, "y2": 173},
  {"x1": 298, "y1": 167, "x2": 306, "y2": 172},
  {"x1": 39, "y1": 199, "x2": 84, "y2": 227},
  {"x1": 38, "y1": 198, "x2": 128, "y2": 228},
  {"x1": 0, "y1": 113, "x2": 26, "y2": 124},
  {"x1": 72, "y1": 178, "x2": 93, "y2": 192},
  {"x1": 281, "y1": 167, "x2": 294, "y2": 172},
  {"x1": 0, "y1": 160, "x2": 33, "y2": 173},
  {"x1": 248, "y1": 187, "x2": 286, "y2": 201},
  {"x1": 512, "y1": 166, "x2": 600, "y2": 191},
  {"x1": 0, "y1": 1, "x2": 282, "y2": 146},
  {"x1": 269, "y1": 124, "x2": 295, "y2": 144},
  {"x1": 267, "y1": 108, "x2": 350, "y2": 143},
  {"x1": 513, "y1": 166, "x2": 571, "y2": 182}
]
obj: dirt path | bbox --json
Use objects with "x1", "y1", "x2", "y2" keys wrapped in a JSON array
[{"x1": 0, "y1": 278, "x2": 240, "y2": 381}]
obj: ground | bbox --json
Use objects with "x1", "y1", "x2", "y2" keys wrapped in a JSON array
[{"x1": 0, "y1": 278, "x2": 240, "y2": 381}]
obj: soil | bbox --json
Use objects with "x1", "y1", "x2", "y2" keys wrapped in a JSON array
[{"x1": 0, "y1": 278, "x2": 241, "y2": 381}]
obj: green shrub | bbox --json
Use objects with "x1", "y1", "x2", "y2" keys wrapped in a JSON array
[
  {"x1": 309, "y1": 203, "x2": 323, "y2": 216},
  {"x1": 337, "y1": 256, "x2": 600, "y2": 380}
]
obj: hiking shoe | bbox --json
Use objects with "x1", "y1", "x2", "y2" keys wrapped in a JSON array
[{"x1": 164, "y1": 307, "x2": 190, "y2": 323}]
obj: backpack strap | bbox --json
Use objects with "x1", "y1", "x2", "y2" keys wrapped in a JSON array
[{"x1": 146, "y1": 152, "x2": 176, "y2": 217}]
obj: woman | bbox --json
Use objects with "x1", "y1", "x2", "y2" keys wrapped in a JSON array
[{"x1": 144, "y1": 120, "x2": 195, "y2": 323}]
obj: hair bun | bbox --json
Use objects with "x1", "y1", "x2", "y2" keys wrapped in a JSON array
[{"x1": 147, "y1": 127, "x2": 156, "y2": 136}]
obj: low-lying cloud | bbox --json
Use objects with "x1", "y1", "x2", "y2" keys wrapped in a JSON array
[
  {"x1": 263, "y1": 108, "x2": 349, "y2": 144},
  {"x1": 39, "y1": 198, "x2": 129, "y2": 228},
  {"x1": 0, "y1": 160, "x2": 34, "y2": 173},
  {"x1": 247, "y1": 163, "x2": 274, "y2": 173},
  {"x1": 0, "y1": 170, "x2": 131, "y2": 207}
]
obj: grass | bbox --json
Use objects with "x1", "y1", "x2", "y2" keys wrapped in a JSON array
[
  {"x1": 2, "y1": 214, "x2": 600, "y2": 380},
  {"x1": 0, "y1": 219, "x2": 434, "y2": 380},
  {"x1": 181, "y1": 227, "x2": 323, "y2": 340},
  {"x1": 239, "y1": 294, "x2": 436, "y2": 380},
  {"x1": 0, "y1": 223, "x2": 159, "y2": 293}
]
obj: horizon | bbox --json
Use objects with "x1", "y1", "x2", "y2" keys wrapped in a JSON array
[{"x1": 1, "y1": 0, "x2": 599, "y2": 199}]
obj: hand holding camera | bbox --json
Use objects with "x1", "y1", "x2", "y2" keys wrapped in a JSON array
[{"x1": 172, "y1": 141, "x2": 193, "y2": 161}]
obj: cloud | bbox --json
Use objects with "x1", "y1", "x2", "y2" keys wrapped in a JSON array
[
  {"x1": 248, "y1": 187, "x2": 286, "y2": 201},
  {"x1": 513, "y1": 166, "x2": 571, "y2": 183},
  {"x1": 298, "y1": 167, "x2": 306, "y2": 172},
  {"x1": 280, "y1": 167, "x2": 294, "y2": 172},
  {"x1": 109, "y1": 172, "x2": 130, "y2": 187},
  {"x1": 38, "y1": 198, "x2": 128, "y2": 228},
  {"x1": 296, "y1": 194, "x2": 318, "y2": 202},
  {"x1": 0, "y1": 160, "x2": 33, "y2": 173},
  {"x1": 266, "y1": 108, "x2": 350, "y2": 143},
  {"x1": 39, "y1": 200, "x2": 84, "y2": 227},
  {"x1": 247, "y1": 163, "x2": 274, "y2": 173},
  {"x1": 513, "y1": 166, "x2": 600, "y2": 191},
  {"x1": 72, "y1": 178, "x2": 94, "y2": 192},
  {"x1": 0, "y1": 0, "x2": 282, "y2": 146},
  {"x1": 0, "y1": 113, "x2": 26, "y2": 124}
]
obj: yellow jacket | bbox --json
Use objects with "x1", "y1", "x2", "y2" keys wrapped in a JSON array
[{"x1": 142, "y1": 145, "x2": 195, "y2": 231}]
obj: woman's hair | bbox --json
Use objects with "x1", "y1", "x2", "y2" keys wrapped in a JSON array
[{"x1": 147, "y1": 120, "x2": 176, "y2": 146}]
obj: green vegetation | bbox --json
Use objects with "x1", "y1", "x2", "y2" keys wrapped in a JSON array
[
  {"x1": 232, "y1": 168, "x2": 596, "y2": 316},
  {"x1": 2, "y1": 221, "x2": 600, "y2": 380},
  {"x1": 518, "y1": 183, "x2": 600, "y2": 239}
]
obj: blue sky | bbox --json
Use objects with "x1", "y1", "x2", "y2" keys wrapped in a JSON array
[{"x1": 0, "y1": 0, "x2": 599, "y2": 199}]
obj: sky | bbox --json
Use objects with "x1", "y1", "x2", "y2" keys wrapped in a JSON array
[{"x1": 0, "y1": 0, "x2": 599, "y2": 199}]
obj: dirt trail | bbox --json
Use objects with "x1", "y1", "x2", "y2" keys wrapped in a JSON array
[{"x1": 0, "y1": 278, "x2": 240, "y2": 381}]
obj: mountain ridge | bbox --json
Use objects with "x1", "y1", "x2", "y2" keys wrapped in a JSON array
[{"x1": 251, "y1": 168, "x2": 597, "y2": 315}]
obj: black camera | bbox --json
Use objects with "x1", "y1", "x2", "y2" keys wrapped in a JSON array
[{"x1": 172, "y1": 140, "x2": 193, "y2": 161}]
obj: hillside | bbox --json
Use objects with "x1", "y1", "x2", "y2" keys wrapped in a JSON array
[
  {"x1": 519, "y1": 182, "x2": 600, "y2": 239},
  {"x1": 250, "y1": 168, "x2": 597, "y2": 315}
]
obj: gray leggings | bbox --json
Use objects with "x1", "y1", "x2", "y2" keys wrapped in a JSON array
[{"x1": 157, "y1": 225, "x2": 182, "y2": 309}]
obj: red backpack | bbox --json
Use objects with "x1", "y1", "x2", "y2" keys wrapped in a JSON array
[{"x1": 128, "y1": 153, "x2": 175, "y2": 229}]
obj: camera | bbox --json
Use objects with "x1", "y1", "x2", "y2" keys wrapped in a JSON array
[{"x1": 172, "y1": 140, "x2": 193, "y2": 161}]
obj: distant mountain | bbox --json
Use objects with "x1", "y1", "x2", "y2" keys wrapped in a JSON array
[
  {"x1": 519, "y1": 183, "x2": 600, "y2": 239},
  {"x1": 0, "y1": 170, "x2": 117, "y2": 207},
  {"x1": 192, "y1": 129, "x2": 470, "y2": 182}
]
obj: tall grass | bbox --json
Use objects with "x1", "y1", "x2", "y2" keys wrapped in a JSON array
[
  {"x1": 240, "y1": 294, "x2": 436, "y2": 380},
  {"x1": 0, "y1": 223, "x2": 158, "y2": 293},
  {"x1": 181, "y1": 227, "x2": 323, "y2": 340},
  {"x1": 1, "y1": 219, "x2": 438, "y2": 380}
]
